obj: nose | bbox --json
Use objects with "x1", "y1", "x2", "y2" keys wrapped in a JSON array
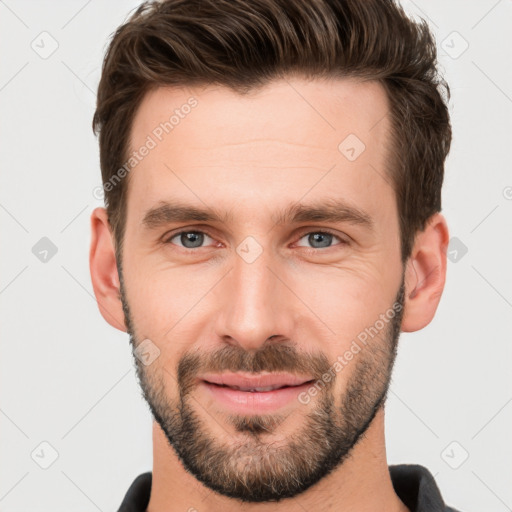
[{"x1": 213, "y1": 246, "x2": 294, "y2": 352}]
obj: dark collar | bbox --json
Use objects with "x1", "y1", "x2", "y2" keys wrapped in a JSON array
[{"x1": 389, "y1": 464, "x2": 455, "y2": 511}]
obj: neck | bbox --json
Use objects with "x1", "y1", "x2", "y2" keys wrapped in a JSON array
[{"x1": 147, "y1": 407, "x2": 409, "y2": 512}]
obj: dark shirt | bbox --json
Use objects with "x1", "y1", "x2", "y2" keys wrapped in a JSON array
[{"x1": 117, "y1": 464, "x2": 462, "y2": 511}]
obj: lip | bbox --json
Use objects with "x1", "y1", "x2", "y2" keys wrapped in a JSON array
[
  {"x1": 200, "y1": 372, "x2": 313, "y2": 390},
  {"x1": 198, "y1": 372, "x2": 315, "y2": 414}
]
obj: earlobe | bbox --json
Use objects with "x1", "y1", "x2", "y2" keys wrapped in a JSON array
[
  {"x1": 401, "y1": 213, "x2": 450, "y2": 333},
  {"x1": 89, "y1": 207, "x2": 127, "y2": 332}
]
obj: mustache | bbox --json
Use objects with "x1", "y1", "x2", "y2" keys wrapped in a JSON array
[{"x1": 176, "y1": 342, "x2": 333, "y2": 395}]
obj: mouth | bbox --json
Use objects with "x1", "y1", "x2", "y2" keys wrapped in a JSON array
[
  {"x1": 201, "y1": 372, "x2": 314, "y2": 390},
  {"x1": 198, "y1": 372, "x2": 316, "y2": 413},
  {"x1": 206, "y1": 383, "x2": 301, "y2": 392}
]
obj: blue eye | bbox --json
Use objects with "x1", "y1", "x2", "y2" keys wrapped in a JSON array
[
  {"x1": 168, "y1": 231, "x2": 215, "y2": 249},
  {"x1": 164, "y1": 229, "x2": 346, "y2": 251},
  {"x1": 296, "y1": 231, "x2": 344, "y2": 249}
]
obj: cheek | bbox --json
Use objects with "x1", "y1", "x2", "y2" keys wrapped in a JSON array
[
  {"x1": 122, "y1": 259, "x2": 206, "y2": 350},
  {"x1": 127, "y1": 260, "x2": 399, "y2": 345},
  {"x1": 121, "y1": 209, "x2": 216, "y2": 339},
  {"x1": 287, "y1": 258, "x2": 399, "y2": 341}
]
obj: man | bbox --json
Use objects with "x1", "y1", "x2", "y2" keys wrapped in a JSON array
[{"x1": 89, "y1": 0, "x2": 461, "y2": 510}]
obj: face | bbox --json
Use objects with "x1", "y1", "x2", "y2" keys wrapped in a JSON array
[{"x1": 118, "y1": 78, "x2": 405, "y2": 501}]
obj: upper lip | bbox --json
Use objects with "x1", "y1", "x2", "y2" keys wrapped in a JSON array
[{"x1": 201, "y1": 372, "x2": 314, "y2": 390}]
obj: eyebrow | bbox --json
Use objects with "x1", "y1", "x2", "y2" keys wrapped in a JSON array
[{"x1": 141, "y1": 198, "x2": 374, "y2": 231}]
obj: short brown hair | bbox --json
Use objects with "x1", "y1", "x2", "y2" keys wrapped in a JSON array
[{"x1": 93, "y1": 0, "x2": 451, "y2": 265}]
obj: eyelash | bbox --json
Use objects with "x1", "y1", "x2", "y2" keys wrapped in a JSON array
[{"x1": 163, "y1": 228, "x2": 348, "y2": 252}]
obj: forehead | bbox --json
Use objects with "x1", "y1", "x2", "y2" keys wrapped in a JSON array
[{"x1": 126, "y1": 77, "x2": 394, "y2": 226}]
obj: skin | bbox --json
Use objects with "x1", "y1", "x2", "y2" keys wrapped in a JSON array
[{"x1": 90, "y1": 77, "x2": 449, "y2": 511}]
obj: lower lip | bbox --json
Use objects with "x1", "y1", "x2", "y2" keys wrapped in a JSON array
[{"x1": 200, "y1": 381, "x2": 314, "y2": 414}]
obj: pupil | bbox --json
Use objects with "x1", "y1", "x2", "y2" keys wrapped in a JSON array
[
  {"x1": 309, "y1": 233, "x2": 332, "y2": 248},
  {"x1": 181, "y1": 232, "x2": 203, "y2": 248}
]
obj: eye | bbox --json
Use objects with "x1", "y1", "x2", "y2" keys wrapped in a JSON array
[
  {"x1": 163, "y1": 229, "x2": 347, "y2": 252},
  {"x1": 295, "y1": 230, "x2": 346, "y2": 250},
  {"x1": 166, "y1": 230, "x2": 216, "y2": 249}
]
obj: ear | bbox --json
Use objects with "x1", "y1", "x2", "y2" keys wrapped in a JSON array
[
  {"x1": 89, "y1": 207, "x2": 127, "y2": 332},
  {"x1": 401, "y1": 213, "x2": 450, "y2": 332}
]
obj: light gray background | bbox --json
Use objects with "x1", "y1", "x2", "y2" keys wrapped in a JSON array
[{"x1": 0, "y1": 1, "x2": 511, "y2": 511}]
